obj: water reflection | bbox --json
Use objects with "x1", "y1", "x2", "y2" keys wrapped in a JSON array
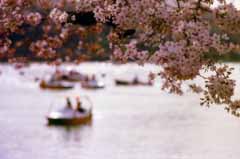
[{"x1": 47, "y1": 122, "x2": 93, "y2": 143}]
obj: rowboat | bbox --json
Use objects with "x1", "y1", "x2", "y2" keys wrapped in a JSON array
[
  {"x1": 40, "y1": 80, "x2": 74, "y2": 90},
  {"x1": 115, "y1": 78, "x2": 152, "y2": 86},
  {"x1": 47, "y1": 107, "x2": 92, "y2": 125}
]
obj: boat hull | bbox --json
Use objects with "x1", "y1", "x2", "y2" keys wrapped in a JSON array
[
  {"x1": 115, "y1": 80, "x2": 152, "y2": 86},
  {"x1": 115, "y1": 80, "x2": 131, "y2": 86},
  {"x1": 47, "y1": 112, "x2": 92, "y2": 125},
  {"x1": 40, "y1": 85, "x2": 74, "y2": 90},
  {"x1": 40, "y1": 81, "x2": 74, "y2": 90}
]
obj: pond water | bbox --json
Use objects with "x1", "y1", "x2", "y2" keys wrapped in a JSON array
[{"x1": 0, "y1": 62, "x2": 240, "y2": 159}]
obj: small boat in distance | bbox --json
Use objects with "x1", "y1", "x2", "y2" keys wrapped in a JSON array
[
  {"x1": 115, "y1": 76, "x2": 153, "y2": 86},
  {"x1": 47, "y1": 97, "x2": 92, "y2": 125},
  {"x1": 40, "y1": 80, "x2": 74, "y2": 90}
]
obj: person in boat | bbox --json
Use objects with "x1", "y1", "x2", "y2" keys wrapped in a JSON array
[
  {"x1": 66, "y1": 97, "x2": 72, "y2": 109},
  {"x1": 52, "y1": 70, "x2": 62, "y2": 81},
  {"x1": 132, "y1": 76, "x2": 139, "y2": 85},
  {"x1": 91, "y1": 75, "x2": 97, "y2": 82},
  {"x1": 76, "y1": 97, "x2": 85, "y2": 113},
  {"x1": 84, "y1": 75, "x2": 89, "y2": 82},
  {"x1": 40, "y1": 80, "x2": 48, "y2": 88}
]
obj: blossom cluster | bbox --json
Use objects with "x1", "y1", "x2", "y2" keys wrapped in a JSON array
[
  {"x1": 0, "y1": 0, "x2": 107, "y2": 62},
  {"x1": 49, "y1": 8, "x2": 68, "y2": 24},
  {"x1": 94, "y1": 0, "x2": 240, "y2": 114},
  {"x1": 25, "y1": 12, "x2": 42, "y2": 26}
]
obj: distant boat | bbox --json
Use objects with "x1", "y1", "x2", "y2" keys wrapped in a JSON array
[
  {"x1": 47, "y1": 107, "x2": 92, "y2": 125},
  {"x1": 39, "y1": 80, "x2": 74, "y2": 90},
  {"x1": 115, "y1": 77, "x2": 153, "y2": 86},
  {"x1": 51, "y1": 70, "x2": 88, "y2": 82}
]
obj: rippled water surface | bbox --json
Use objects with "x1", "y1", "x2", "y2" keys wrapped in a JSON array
[{"x1": 1, "y1": 63, "x2": 240, "y2": 159}]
